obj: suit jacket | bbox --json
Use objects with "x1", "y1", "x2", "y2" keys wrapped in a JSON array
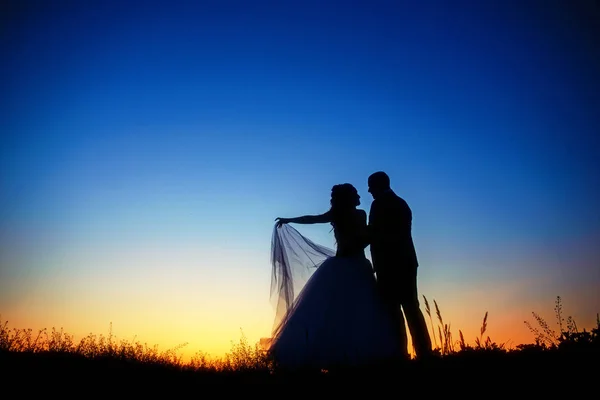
[{"x1": 368, "y1": 190, "x2": 419, "y2": 278}]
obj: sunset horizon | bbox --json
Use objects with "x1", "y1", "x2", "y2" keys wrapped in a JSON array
[{"x1": 3, "y1": 290, "x2": 597, "y2": 362}]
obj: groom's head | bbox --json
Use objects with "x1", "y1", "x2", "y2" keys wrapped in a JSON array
[{"x1": 368, "y1": 171, "x2": 390, "y2": 199}]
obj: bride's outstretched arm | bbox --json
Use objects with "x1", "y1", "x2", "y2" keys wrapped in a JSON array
[{"x1": 275, "y1": 211, "x2": 332, "y2": 227}]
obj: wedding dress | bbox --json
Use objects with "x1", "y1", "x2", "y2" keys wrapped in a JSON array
[{"x1": 268, "y1": 223, "x2": 404, "y2": 370}]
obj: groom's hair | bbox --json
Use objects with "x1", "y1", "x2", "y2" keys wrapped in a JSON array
[{"x1": 368, "y1": 171, "x2": 390, "y2": 189}]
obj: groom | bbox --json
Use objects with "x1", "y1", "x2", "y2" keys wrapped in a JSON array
[{"x1": 367, "y1": 171, "x2": 432, "y2": 359}]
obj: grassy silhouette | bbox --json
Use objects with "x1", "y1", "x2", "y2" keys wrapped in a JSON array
[{"x1": 1, "y1": 296, "x2": 598, "y2": 389}]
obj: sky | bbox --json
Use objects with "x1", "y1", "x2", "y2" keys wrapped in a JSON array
[{"x1": 1, "y1": 0, "x2": 599, "y2": 359}]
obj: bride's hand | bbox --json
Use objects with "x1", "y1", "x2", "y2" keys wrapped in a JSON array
[{"x1": 275, "y1": 217, "x2": 289, "y2": 227}]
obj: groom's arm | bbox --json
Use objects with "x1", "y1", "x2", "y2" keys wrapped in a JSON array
[
  {"x1": 368, "y1": 200, "x2": 380, "y2": 228},
  {"x1": 366, "y1": 202, "x2": 380, "y2": 246},
  {"x1": 368, "y1": 200, "x2": 394, "y2": 247}
]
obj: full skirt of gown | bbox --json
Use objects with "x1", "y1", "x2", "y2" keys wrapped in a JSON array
[{"x1": 268, "y1": 254, "x2": 404, "y2": 370}]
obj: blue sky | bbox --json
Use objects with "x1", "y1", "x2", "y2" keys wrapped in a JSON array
[{"x1": 1, "y1": 0, "x2": 599, "y2": 356}]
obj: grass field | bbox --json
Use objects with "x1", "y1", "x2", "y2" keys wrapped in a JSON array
[{"x1": 1, "y1": 296, "x2": 597, "y2": 393}]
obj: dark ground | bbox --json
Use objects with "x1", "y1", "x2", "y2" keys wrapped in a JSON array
[{"x1": 1, "y1": 348, "x2": 597, "y2": 396}]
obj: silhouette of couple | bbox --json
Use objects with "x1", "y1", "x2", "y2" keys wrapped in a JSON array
[{"x1": 269, "y1": 171, "x2": 432, "y2": 370}]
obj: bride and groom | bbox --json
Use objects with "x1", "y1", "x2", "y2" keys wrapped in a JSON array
[{"x1": 268, "y1": 171, "x2": 433, "y2": 370}]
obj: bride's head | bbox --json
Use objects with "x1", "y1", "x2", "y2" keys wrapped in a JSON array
[{"x1": 330, "y1": 183, "x2": 360, "y2": 210}]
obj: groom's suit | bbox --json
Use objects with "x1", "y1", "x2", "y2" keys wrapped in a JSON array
[{"x1": 368, "y1": 189, "x2": 432, "y2": 358}]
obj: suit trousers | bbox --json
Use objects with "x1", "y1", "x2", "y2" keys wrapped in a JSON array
[{"x1": 376, "y1": 266, "x2": 432, "y2": 358}]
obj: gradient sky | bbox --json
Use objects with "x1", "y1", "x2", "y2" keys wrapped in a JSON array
[{"x1": 1, "y1": 0, "x2": 599, "y2": 359}]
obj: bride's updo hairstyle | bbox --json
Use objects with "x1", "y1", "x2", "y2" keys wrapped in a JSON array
[
  {"x1": 329, "y1": 183, "x2": 359, "y2": 227},
  {"x1": 330, "y1": 183, "x2": 359, "y2": 210}
]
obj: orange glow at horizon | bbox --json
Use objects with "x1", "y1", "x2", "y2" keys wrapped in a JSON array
[{"x1": 3, "y1": 279, "x2": 597, "y2": 362}]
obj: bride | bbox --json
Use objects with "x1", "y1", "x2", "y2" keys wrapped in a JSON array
[{"x1": 269, "y1": 183, "x2": 405, "y2": 371}]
